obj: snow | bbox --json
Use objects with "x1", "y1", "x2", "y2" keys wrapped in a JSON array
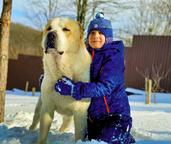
[{"x1": 0, "y1": 88, "x2": 171, "y2": 144}]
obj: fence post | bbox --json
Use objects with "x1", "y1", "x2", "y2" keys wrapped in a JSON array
[
  {"x1": 32, "y1": 87, "x2": 36, "y2": 96},
  {"x1": 145, "y1": 78, "x2": 148, "y2": 98},
  {"x1": 25, "y1": 81, "x2": 29, "y2": 94},
  {"x1": 145, "y1": 78, "x2": 152, "y2": 104},
  {"x1": 153, "y1": 93, "x2": 157, "y2": 103}
]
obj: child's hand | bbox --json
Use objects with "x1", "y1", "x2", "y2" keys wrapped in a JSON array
[{"x1": 55, "y1": 76, "x2": 75, "y2": 96}]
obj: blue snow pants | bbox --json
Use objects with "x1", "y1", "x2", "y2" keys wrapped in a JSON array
[{"x1": 87, "y1": 114, "x2": 135, "y2": 144}]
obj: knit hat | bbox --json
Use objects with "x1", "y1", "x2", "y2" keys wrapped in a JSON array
[{"x1": 87, "y1": 12, "x2": 113, "y2": 42}]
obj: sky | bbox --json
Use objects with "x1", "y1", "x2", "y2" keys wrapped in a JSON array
[
  {"x1": 0, "y1": 0, "x2": 79, "y2": 29},
  {"x1": 0, "y1": 0, "x2": 126, "y2": 30},
  {"x1": 0, "y1": 0, "x2": 34, "y2": 27}
]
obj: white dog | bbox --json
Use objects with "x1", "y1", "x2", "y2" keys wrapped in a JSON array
[{"x1": 29, "y1": 18, "x2": 91, "y2": 144}]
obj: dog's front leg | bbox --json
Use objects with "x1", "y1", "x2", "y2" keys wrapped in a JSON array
[
  {"x1": 29, "y1": 96, "x2": 42, "y2": 131},
  {"x1": 74, "y1": 110, "x2": 88, "y2": 141},
  {"x1": 59, "y1": 115, "x2": 73, "y2": 132},
  {"x1": 38, "y1": 106, "x2": 54, "y2": 144}
]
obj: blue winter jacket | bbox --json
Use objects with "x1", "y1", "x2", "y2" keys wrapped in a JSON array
[{"x1": 72, "y1": 41, "x2": 130, "y2": 120}]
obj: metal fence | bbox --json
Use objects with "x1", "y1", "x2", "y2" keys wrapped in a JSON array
[
  {"x1": 7, "y1": 55, "x2": 43, "y2": 91},
  {"x1": 125, "y1": 35, "x2": 171, "y2": 92}
]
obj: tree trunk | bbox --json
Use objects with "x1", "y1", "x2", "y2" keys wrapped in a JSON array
[
  {"x1": 76, "y1": 0, "x2": 88, "y2": 32},
  {"x1": 0, "y1": 0, "x2": 12, "y2": 123}
]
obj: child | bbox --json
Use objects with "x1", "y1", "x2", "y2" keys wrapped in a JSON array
[{"x1": 55, "y1": 12, "x2": 135, "y2": 144}]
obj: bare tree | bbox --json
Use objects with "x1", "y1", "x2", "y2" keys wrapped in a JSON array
[
  {"x1": 151, "y1": 63, "x2": 171, "y2": 92},
  {"x1": 25, "y1": 0, "x2": 63, "y2": 30},
  {"x1": 125, "y1": 0, "x2": 162, "y2": 36},
  {"x1": 151, "y1": 0, "x2": 171, "y2": 35},
  {"x1": 136, "y1": 63, "x2": 171, "y2": 93},
  {"x1": 136, "y1": 67, "x2": 150, "y2": 79},
  {"x1": 76, "y1": 0, "x2": 123, "y2": 35},
  {"x1": 0, "y1": 0, "x2": 12, "y2": 123},
  {"x1": 76, "y1": 0, "x2": 88, "y2": 32},
  {"x1": 26, "y1": 0, "x2": 88, "y2": 30},
  {"x1": 115, "y1": 0, "x2": 165, "y2": 46},
  {"x1": 25, "y1": 0, "x2": 133, "y2": 35},
  {"x1": 128, "y1": 0, "x2": 171, "y2": 36},
  {"x1": 76, "y1": 0, "x2": 119, "y2": 33}
]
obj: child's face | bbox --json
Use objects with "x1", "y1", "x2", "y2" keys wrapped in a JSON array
[{"x1": 88, "y1": 30, "x2": 105, "y2": 49}]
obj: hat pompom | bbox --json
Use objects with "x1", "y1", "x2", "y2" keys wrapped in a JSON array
[{"x1": 95, "y1": 12, "x2": 104, "y2": 19}]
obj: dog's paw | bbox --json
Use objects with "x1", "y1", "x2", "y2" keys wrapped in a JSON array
[{"x1": 29, "y1": 124, "x2": 36, "y2": 131}]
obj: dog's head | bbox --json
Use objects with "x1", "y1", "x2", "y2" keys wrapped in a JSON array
[{"x1": 42, "y1": 18, "x2": 84, "y2": 55}]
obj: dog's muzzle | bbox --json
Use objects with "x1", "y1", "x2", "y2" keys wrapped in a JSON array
[
  {"x1": 45, "y1": 31, "x2": 57, "y2": 53},
  {"x1": 45, "y1": 31, "x2": 64, "y2": 55}
]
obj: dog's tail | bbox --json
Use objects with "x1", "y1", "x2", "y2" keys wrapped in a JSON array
[{"x1": 29, "y1": 96, "x2": 42, "y2": 131}]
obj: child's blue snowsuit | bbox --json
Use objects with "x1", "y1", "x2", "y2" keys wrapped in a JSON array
[{"x1": 72, "y1": 41, "x2": 133, "y2": 143}]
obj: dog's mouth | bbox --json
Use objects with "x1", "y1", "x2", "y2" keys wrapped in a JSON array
[
  {"x1": 58, "y1": 51, "x2": 64, "y2": 55},
  {"x1": 44, "y1": 31, "x2": 64, "y2": 55},
  {"x1": 46, "y1": 49, "x2": 64, "y2": 56}
]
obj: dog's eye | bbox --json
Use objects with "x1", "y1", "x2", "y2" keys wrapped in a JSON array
[
  {"x1": 46, "y1": 26, "x2": 52, "y2": 31},
  {"x1": 63, "y1": 27, "x2": 70, "y2": 32}
]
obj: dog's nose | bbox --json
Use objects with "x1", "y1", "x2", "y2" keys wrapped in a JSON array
[{"x1": 45, "y1": 31, "x2": 57, "y2": 53}]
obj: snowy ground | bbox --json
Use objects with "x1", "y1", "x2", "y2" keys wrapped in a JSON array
[{"x1": 0, "y1": 88, "x2": 171, "y2": 144}]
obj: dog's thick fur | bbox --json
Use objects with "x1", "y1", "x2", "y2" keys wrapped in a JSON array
[{"x1": 29, "y1": 18, "x2": 91, "y2": 144}]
